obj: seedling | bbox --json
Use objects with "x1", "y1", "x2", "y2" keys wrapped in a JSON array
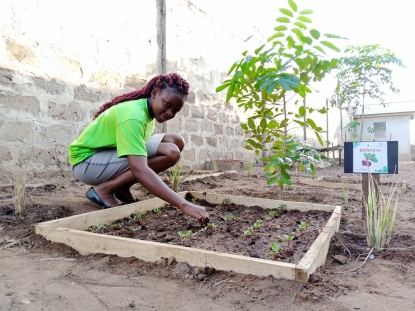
[
  {"x1": 269, "y1": 210, "x2": 278, "y2": 218},
  {"x1": 278, "y1": 203, "x2": 287, "y2": 211},
  {"x1": 89, "y1": 226, "x2": 97, "y2": 232},
  {"x1": 130, "y1": 227, "x2": 139, "y2": 232},
  {"x1": 268, "y1": 242, "x2": 282, "y2": 260},
  {"x1": 177, "y1": 231, "x2": 187, "y2": 242},
  {"x1": 341, "y1": 181, "x2": 349, "y2": 207},
  {"x1": 170, "y1": 161, "x2": 189, "y2": 192},
  {"x1": 253, "y1": 219, "x2": 262, "y2": 230},
  {"x1": 153, "y1": 208, "x2": 162, "y2": 217},
  {"x1": 135, "y1": 213, "x2": 142, "y2": 220},
  {"x1": 187, "y1": 230, "x2": 196, "y2": 241},
  {"x1": 207, "y1": 222, "x2": 217, "y2": 233},
  {"x1": 285, "y1": 235, "x2": 294, "y2": 245},
  {"x1": 223, "y1": 213, "x2": 236, "y2": 222},
  {"x1": 297, "y1": 221, "x2": 309, "y2": 233},
  {"x1": 242, "y1": 226, "x2": 254, "y2": 237},
  {"x1": 247, "y1": 160, "x2": 254, "y2": 177},
  {"x1": 220, "y1": 197, "x2": 231, "y2": 206},
  {"x1": 191, "y1": 197, "x2": 198, "y2": 203},
  {"x1": 96, "y1": 224, "x2": 108, "y2": 230}
]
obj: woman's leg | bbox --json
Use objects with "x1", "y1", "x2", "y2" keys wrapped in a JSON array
[{"x1": 96, "y1": 133, "x2": 185, "y2": 204}]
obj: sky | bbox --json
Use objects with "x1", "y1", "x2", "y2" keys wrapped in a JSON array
[{"x1": 190, "y1": 0, "x2": 413, "y2": 103}]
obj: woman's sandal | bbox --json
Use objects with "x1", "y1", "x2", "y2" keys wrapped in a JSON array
[
  {"x1": 114, "y1": 191, "x2": 140, "y2": 205},
  {"x1": 85, "y1": 187, "x2": 113, "y2": 209}
]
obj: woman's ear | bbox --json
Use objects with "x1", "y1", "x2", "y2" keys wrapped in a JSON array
[{"x1": 151, "y1": 87, "x2": 159, "y2": 98}]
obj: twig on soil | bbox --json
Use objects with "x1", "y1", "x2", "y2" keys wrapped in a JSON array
[
  {"x1": 335, "y1": 234, "x2": 352, "y2": 263},
  {"x1": 333, "y1": 247, "x2": 374, "y2": 274}
]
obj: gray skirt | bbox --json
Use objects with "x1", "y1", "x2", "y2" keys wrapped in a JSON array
[{"x1": 72, "y1": 133, "x2": 164, "y2": 185}]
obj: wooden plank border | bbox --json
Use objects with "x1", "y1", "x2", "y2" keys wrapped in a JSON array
[{"x1": 32, "y1": 192, "x2": 341, "y2": 283}]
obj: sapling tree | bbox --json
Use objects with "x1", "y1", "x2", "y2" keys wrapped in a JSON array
[
  {"x1": 216, "y1": 0, "x2": 343, "y2": 199},
  {"x1": 331, "y1": 44, "x2": 404, "y2": 141}
]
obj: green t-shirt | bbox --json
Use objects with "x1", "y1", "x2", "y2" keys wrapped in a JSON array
[{"x1": 68, "y1": 98, "x2": 155, "y2": 166}]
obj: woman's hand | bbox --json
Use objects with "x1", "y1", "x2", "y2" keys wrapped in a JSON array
[{"x1": 180, "y1": 202, "x2": 210, "y2": 225}]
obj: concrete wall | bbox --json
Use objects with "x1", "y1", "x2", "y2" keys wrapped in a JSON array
[
  {"x1": 0, "y1": 0, "x2": 253, "y2": 181},
  {"x1": 354, "y1": 114, "x2": 412, "y2": 161}
]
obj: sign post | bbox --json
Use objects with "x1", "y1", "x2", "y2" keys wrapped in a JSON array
[{"x1": 344, "y1": 141, "x2": 399, "y2": 216}]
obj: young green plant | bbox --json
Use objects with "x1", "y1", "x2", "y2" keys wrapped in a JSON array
[
  {"x1": 365, "y1": 172, "x2": 398, "y2": 250},
  {"x1": 268, "y1": 242, "x2": 282, "y2": 260},
  {"x1": 247, "y1": 160, "x2": 254, "y2": 177},
  {"x1": 341, "y1": 181, "x2": 349, "y2": 207},
  {"x1": 170, "y1": 161, "x2": 189, "y2": 192}
]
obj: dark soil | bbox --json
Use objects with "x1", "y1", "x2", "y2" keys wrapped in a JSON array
[{"x1": 89, "y1": 195, "x2": 334, "y2": 263}]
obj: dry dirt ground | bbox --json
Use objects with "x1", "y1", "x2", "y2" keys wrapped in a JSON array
[{"x1": 1, "y1": 163, "x2": 415, "y2": 311}]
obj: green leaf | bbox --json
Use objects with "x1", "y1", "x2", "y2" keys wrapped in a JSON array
[
  {"x1": 324, "y1": 33, "x2": 348, "y2": 39},
  {"x1": 307, "y1": 118, "x2": 316, "y2": 128},
  {"x1": 268, "y1": 32, "x2": 285, "y2": 41},
  {"x1": 260, "y1": 118, "x2": 267, "y2": 128},
  {"x1": 241, "y1": 123, "x2": 248, "y2": 131},
  {"x1": 313, "y1": 45, "x2": 326, "y2": 54},
  {"x1": 299, "y1": 106, "x2": 306, "y2": 116},
  {"x1": 266, "y1": 177, "x2": 278, "y2": 185},
  {"x1": 226, "y1": 83, "x2": 235, "y2": 102},
  {"x1": 279, "y1": 8, "x2": 293, "y2": 17},
  {"x1": 244, "y1": 35, "x2": 253, "y2": 42},
  {"x1": 264, "y1": 79, "x2": 276, "y2": 93},
  {"x1": 294, "y1": 21, "x2": 307, "y2": 29},
  {"x1": 259, "y1": 78, "x2": 275, "y2": 90},
  {"x1": 299, "y1": 9, "x2": 313, "y2": 14},
  {"x1": 255, "y1": 44, "x2": 266, "y2": 55},
  {"x1": 310, "y1": 29, "x2": 320, "y2": 40},
  {"x1": 286, "y1": 36, "x2": 295, "y2": 48},
  {"x1": 300, "y1": 36, "x2": 312, "y2": 45},
  {"x1": 247, "y1": 118, "x2": 255, "y2": 130},
  {"x1": 280, "y1": 176, "x2": 292, "y2": 185},
  {"x1": 279, "y1": 78, "x2": 291, "y2": 90},
  {"x1": 274, "y1": 25, "x2": 288, "y2": 31},
  {"x1": 291, "y1": 28, "x2": 303, "y2": 37},
  {"x1": 276, "y1": 17, "x2": 290, "y2": 23},
  {"x1": 318, "y1": 107, "x2": 327, "y2": 114},
  {"x1": 330, "y1": 58, "x2": 339, "y2": 68},
  {"x1": 215, "y1": 82, "x2": 231, "y2": 93},
  {"x1": 288, "y1": 0, "x2": 297, "y2": 12},
  {"x1": 294, "y1": 120, "x2": 307, "y2": 127},
  {"x1": 297, "y1": 16, "x2": 312, "y2": 23},
  {"x1": 320, "y1": 40, "x2": 341, "y2": 52}
]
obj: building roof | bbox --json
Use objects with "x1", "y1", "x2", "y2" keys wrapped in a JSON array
[{"x1": 354, "y1": 101, "x2": 415, "y2": 116}]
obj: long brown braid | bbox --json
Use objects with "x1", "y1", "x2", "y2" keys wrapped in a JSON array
[{"x1": 93, "y1": 73, "x2": 189, "y2": 119}]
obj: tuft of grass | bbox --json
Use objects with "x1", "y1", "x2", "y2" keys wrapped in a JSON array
[
  {"x1": 11, "y1": 167, "x2": 28, "y2": 216},
  {"x1": 341, "y1": 181, "x2": 349, "y2": 207},
  {"x1": 365, "y1": 173, "x2": 398, "y2": 250},
  {"x1": 170, "y1": 161, "x2": 189, "y2": 192},
  {"x1": 247, "y1": 160, "x2": 254, "y2": 177}
]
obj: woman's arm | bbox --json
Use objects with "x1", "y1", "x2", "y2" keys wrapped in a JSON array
[{"x1": 127, "y1": 155, "x2": 209, "y2": 225}]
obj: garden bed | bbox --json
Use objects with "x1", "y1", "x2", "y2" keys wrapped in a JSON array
[{"x1": 32, "y1": 192, "x2": 341, "y2": 283}]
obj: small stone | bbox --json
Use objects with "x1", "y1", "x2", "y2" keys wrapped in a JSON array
[
  {"x1": 333, "y1": 255, "x2": 348, "y2": 265},
  {"x1": 157, "y1": 258, "x2": 167, "y2": 268},
  {"x1": 172, "y1": 262, "x2": 190, "y2": 277},
  {"x1": 197, "y1": 273, "x2": 207, "y2": 281},
  {"x1": 309, "y1": 274, "x2": 320, "y2": 284},
  {"x1": 193, "y1": 267, "x2": 202, "y2": 276},
  {"x1": 129, "y1": 302, "x2": 135, "y2": 308},
  {"x1": 21, "y1": 300, "x2": 30, "y2": 305},
  {"x1": 156, "y1": 233, "x2": 165, "y2": 238},
  {"x1": 246, "y1": 247, "x2": 252, "y2": 252},
  {"x1": 298, "y1": 293, "x2": 308, "y2": 302},
  {"x1": 167, "y1": 256, "x2": 176, "y2": 266}
]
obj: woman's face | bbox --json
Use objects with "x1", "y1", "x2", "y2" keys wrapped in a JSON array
[{"x1": 150, "y1": 88, "x2": 185, "y2": 123}]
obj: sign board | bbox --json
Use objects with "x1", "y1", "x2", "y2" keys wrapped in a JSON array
[{"x1": 344, "y1": 141, "x2": 398, "y2": 174}]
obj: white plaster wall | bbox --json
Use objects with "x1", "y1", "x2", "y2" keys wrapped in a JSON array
[{"x1": 355, "y1": 114, "x2": 411, "y2": 161}]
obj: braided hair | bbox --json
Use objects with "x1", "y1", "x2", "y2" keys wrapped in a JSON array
[{"x1": 93, "y1": 73, "x2": 189, "y2": 119}]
